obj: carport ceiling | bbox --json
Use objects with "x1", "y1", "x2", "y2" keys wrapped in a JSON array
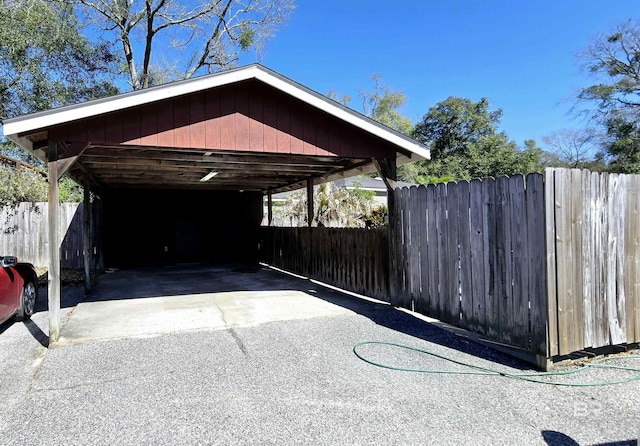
[
  {"x1": 57, "y1": 145, "x2": 373, "y2": 192},
  {"x1": 3, "y1": 64, "x2": 430, "y2": 193}
]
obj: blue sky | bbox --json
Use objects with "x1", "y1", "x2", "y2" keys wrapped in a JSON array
[{"x1": 241, "y1": 0, "x2": 640, "y2": 148}]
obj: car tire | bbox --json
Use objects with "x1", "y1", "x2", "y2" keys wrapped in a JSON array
[{"x1": 15, "y1": 281, "x2": 36, "y2": 321}]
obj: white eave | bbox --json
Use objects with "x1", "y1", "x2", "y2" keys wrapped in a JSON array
[{"x1": 2, "y1": 64, "x2": 430, "y2": 161}]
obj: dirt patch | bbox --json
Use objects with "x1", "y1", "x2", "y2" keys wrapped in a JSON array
[{"x1": 36, "y1": 268, "x2": 86, "y2": 286}]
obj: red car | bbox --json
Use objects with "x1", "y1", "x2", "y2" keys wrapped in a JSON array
[{"x1": 0, "y1": 256, "x2": 38, "y2": 325}]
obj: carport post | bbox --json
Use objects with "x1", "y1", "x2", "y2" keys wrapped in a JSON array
[
  {"x1": 48, "y1": 140, "x2": 61, "y2": 342},
  {"x1": 267, "y1": 189, "x2": 273, "y2": 226},
  {"x1": 374, "y1": 157, "x2": 398, "y2": 300},
  {"x1": 83, "y1": 180, "x2": 92, "y2": 292},
  {"x1": 374, "y1": 158, "x2": 397, "y2": 223},
  {"x1": 47, "y1": 141, "x2": 87, "y2": 343},
  {"x1": 306, "y1": 178, "x2": 314, "y2": 227}
]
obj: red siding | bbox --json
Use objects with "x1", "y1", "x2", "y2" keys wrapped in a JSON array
[
  {"x1": 205, "y1": 89, "x2": 221, "y2": 149},
  {"x1": 190, "y1": 94, "x2": 206, "y2": 148},
  {"x1": 54, "y1": 79, "x2": 398, "y2": 159}
]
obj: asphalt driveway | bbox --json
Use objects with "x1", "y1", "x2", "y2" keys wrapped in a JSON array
[{"x1": 0, "y1": 264, "x2": 638, "y2": 445}]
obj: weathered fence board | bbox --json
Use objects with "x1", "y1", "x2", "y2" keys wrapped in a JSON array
[
  {"x1": 526, "y1": 173, "x2": 547, "y2": 356},
  {"x1": 626, "y1": 174, "x2": 640, "y2": 342},
  {"x1": 0, "y1": 202, "x2": 101, "y2": 269},
  {"x1": 388, "y1": 174, "x2": 546, "y2": 353},
  {"x1": 259, "y1": 227, "x2": 389, "y2": 301},
  {"x1": 546, "y1": 168, "x2": 640, "y2": 355}
]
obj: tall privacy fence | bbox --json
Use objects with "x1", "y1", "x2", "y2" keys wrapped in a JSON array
[
  {"x1": 259, "y1": 227, "x2": 389, "y2": 300},
  {"x1": 0, "y1": 202, "x2": 102, "y2": 270},
  {"x1": 261, "y1": 168, "x2": 640, "y2": 362}
]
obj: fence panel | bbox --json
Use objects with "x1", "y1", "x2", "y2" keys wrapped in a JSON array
[
  {"x1": 399, "y1": 174, "x2": 547, "y2": 354},
  {"x1": 626, "y1": 174, "x2": 640, "y2": 342},
  {"x1": 0, "y1": 202, "x2": 91, "y2": 269},
  {"x1": 546, "y1": 168, "x2": 640, "y2": 355},
  {"x1": 259, "y1": 227, "x2": 389, "y2": 301}
]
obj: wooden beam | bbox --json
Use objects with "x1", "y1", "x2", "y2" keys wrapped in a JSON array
[
  {"x1": 47, "y1": 140, "x2": 61, "y2": 343},
  {"x1": 374, "y1": 157, "x2": 397, "y2": 191},
  {"x1": 374, "y1": 157, "x2": 397, "y2": 224},
  {"x1": 52, "y1": 141, "x2": 89, "y2": 181},
  {"x1": 83, "y1": 180, "x2": 92, "y2": 292},
  {"x1": 307, "y1": 178, "x2": 314, "y2": 227}
]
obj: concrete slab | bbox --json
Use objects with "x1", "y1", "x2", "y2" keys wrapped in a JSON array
[
  {"x1": 56, "y1": 265, "x2": 359, "y2": 345},
  {"x1": 58, "y1": 290, "x2": 354, "y2": 345}
]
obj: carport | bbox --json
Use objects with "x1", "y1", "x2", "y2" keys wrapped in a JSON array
[{"x1": 2, "y1": 64, "x2": 430, "y2": 342}]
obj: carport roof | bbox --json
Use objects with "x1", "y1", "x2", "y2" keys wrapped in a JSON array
[{"x1": 3, "y1": 64, "x2": 430, "y2": 193}]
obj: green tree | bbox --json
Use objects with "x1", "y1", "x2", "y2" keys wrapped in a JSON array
[
  {"x1": 0, "y1": 0, "x2": 118, "y2": 160},
  {"x1": 360, "y1": 74, "x2": 414, "y2": 136},
  {"x1": 0, "y1": 167, "x2": 47, "y2": 209},
  {"x1": 411, "y1": 97, "x2": 541, "y2": 182},
  {"x1": 413, "y1": 97, "x2": 501, "y2": 161},
  {"x1": 0, "y1": 0, "x2": 117, "y2": 118},
  {"x1": 73, "y1": 0, "x2": 295, "y2": 90},
  {"x1": 578, "y1": 20, "x2": 640, "y2": 172},
  {"x1": 579, "y1": 20, "x2": 640, "y2": 117},
  {"x1": 603, "y1": 112, "x2": 640, "y2": 173}
]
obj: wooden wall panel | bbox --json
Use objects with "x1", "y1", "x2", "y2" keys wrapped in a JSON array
[
  {"x1": 275, "y1": 99, "x2": 291, "y2": 153},
  {"x1": 190, "y1": 93, "x2": 206, "y2": 148},
  {"x1": 205, "y1": 89, "x2": 221, "y2": 150},
  {"x1": 234, "y1": 86, "x2": 250, "y2": 151},
  {"x1": 289, "y1": 110, "x2": 304, "y2": 154},
  {"x1": 122, "y1": 107, "x2": 141, "y2": 145},
  {"x1": 261, "y1": 91, "x2": 278, "y2": 152},
  {"x1": 86, "y1": 116, "x2": 105, "y2": 143},
  {"x1": 249, "y1": 92, "x2": 264, "y2": 152},
  {"x1": 173, "y1": 96, "x2": 191, "y2": 148},
  {"x1": 104, "y1": 111, "x2": 123, "y2": 144},
  {"x1": 53, "y1": 80, "x2": 400, "y2": 160},
  {"x1": 139, "y1": 104, "x2": 158, "y2": 146},
  {"x1": 219, "y1": 89, "x2": 235, "y2": 150},
  {"x1": 156, "y1": 99, "x2": 174, "y2": 147},
  {"x1": 303, "y1": 113, "x2": 317, "y2": 155}
]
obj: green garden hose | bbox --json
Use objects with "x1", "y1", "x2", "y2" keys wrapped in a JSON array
[{"x1": 353, "y1": 341, "x2": 640, "y2": 387}]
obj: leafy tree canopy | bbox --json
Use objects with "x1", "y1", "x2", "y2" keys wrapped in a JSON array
[
  {"x1": 578, "y1": 19, "x2": 640, "y2": 173},
  {"x1": 413, "y1": 97, "x2": 502, "y2": 161},
  {"x1": 410, "y1": 97, "x2": 542, "y2": 183},
  {"x1": 0, "y1": 0, "x2": 118, "y2": 119},
  {"x1": 360, "y1": 74, "x2": 414, "y2": 136},
  {"x1": 0, "y1": 0, "x2": 118, "y2": 162},
  {"x1": 579, "y1": 20, "x2": 640, "y2": 118}
]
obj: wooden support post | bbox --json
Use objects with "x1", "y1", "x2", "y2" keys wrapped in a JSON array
[
  {"x1": 48, "y1": 141, "x2": 61, "y2": 343},
  {"x1": 375, "y1": 157, "x2": 398, "y2": 300},
  {"x1": 307, "y1": 178, "x2": 314, "y2": 227},
  {"x1": 83, "y1": 180, "x2": 92, "y2": 292},
  {"x1": 374, "y1": 157, "x2": 397, "y2": 223},
  {"x1": 267, "y1": 189, "x2": 273, "y2": 227},
  {"x1": 96, "y1": 191, "x2": 104, "y2": 272}
]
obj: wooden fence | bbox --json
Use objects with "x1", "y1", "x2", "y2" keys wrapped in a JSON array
[
  {"x1": 259, "y1": 227, "x2": 389, "y2": 301},
  {"x1": 0, "y1": 202, "x2": 101, "y2": 269},
  {"x1": 389, "y1": 173, "x2": 548, "y2": 354},
  {"x1": 262, "y1": 168, "x2": 640, "y2": 362},
  {"x1": 545, "y1": 168, "x2": 640, "y2": 357},
  {"x1": 2, "y1": 168, "x2": 638, "y2": 362}
]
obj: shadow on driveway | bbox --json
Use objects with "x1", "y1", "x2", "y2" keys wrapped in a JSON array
[{"x1": 51, "y1": 262, "x2": 531, "y2": 370}]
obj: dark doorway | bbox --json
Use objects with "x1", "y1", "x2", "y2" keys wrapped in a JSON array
[{"x1": 102, "y1": 189, "x2": 263, "y2": 268}]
